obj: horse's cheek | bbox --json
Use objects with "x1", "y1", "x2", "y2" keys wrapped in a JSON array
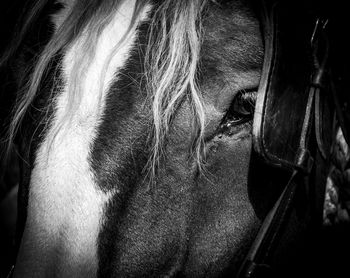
[{"x1": 184, "y1": 134, "x2": 260, "y2": 276}]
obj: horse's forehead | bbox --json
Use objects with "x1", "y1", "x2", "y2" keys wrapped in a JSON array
[
  {"x1": 203, "y1": 1, "x2": 262, "y2": 70},
  {"x1": 200, "y1": 2, "x2": 263, "y2": 112}
]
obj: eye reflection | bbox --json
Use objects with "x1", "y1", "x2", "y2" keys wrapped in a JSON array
[{"x1": 220, "y1": 88, "x2": 257, "y2": 128}]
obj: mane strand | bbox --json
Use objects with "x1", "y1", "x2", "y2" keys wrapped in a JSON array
[{"x1": 4, "y1": 0, "x2": 209, "y2": 179}]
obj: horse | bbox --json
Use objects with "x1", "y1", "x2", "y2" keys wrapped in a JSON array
[{"x1": 1, "y1": 0, "x2": 350, "y2": 277}]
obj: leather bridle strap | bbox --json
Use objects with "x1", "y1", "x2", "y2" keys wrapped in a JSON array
[
  {"x1": 237, "y1": 76, "x2": 317, "y2": 277},
  {"x1": 6, "y1": 265, "x2": 14, "y2": 278},
  {"x1": 237, "y1": 170, "x2": 301, "y2": 278},
  {"x1": 238, "y1": 2, "x2": 331, "y2": 276}
]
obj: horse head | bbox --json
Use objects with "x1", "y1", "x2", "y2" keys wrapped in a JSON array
[{"x1": 2, "y1": 0, "x2": 349, "y2": 277}]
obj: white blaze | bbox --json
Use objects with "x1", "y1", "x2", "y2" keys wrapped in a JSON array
[{"x1": 14, "y1": 1, "x2": 150, "y2": 277}]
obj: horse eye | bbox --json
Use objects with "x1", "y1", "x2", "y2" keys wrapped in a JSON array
[{"x1": 221, "y1": 88, "x2": 257, "y2": 127}]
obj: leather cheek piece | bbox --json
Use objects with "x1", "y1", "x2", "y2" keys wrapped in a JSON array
[{"x1": 252, "y1": 1, "x2": 333, "y2": 172}]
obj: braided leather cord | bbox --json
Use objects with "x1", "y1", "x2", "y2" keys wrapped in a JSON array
[{"x1": 323, "y1": 126, "x2": 350, "y2": 225}]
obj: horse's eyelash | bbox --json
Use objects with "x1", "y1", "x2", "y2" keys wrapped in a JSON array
[
  {"x1": 225, "y1": 87, "x2": 258, "y2": 116},
  {"x1": 236, "y1": 88, "x2": 258, "y2": 105}
]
